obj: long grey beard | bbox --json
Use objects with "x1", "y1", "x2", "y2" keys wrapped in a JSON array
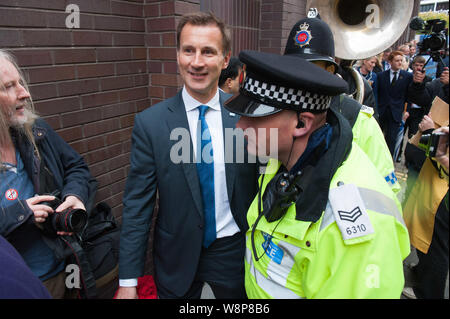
[{"x1": 9, "y1": 105, "x2": 38, "y2": 129}]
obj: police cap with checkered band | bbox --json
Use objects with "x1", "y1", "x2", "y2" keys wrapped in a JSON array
[{"x1": 224, "y1": 50, "x2": 348, "y2": 117}]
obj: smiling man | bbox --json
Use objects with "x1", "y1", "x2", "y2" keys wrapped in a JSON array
[{"x1": 117, "y1": 12, "x2": 259, "y2": 299}]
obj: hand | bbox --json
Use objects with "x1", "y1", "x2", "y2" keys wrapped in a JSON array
[
  {"x1": 434, "y1": 126, "x2": 449, "y2": 172},
  {"x1": 54, "y1": 195, "x2": 86, "y2": 236},
  {"x1": 115, "y1": 287, "x2": 138, "y2": 299},
  {"x1": 26, "y1": 195, "x2": 56, "y2": 223},
  {"x1": 419, "y1": 114, "x2": 435, "y2": 132},
  {"x1": 55, "y1": 195, "x2": 85, "y2": 213},
  {"x1": 402, "y1": 111, "x2": 409, "y2": 122},
  {"x1": 440, "y1": 67, "x2": 449, "y2": 85},
  {"x1": 413, "y1": 69, "x2": 426, "y2": 83}
]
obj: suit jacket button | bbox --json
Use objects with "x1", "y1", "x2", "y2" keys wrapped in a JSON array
[{"x1": 198, "y1": 224, "x2": 203, "y2": 229}]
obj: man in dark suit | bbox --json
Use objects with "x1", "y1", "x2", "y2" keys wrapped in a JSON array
[
  {"x1": 377, "y1": 50, "x2": 413, "y2": 156},
  {"x1": 116, "y1": 12, "x2": 258, "y2": 299}
]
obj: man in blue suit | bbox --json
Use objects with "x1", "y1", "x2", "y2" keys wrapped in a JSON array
[
  {"x1": 377, "y1": 51, "x2": 413, "y2": 156},
  {"x1": 116, "y1": 12, "x2": 258, "y2": 299}
]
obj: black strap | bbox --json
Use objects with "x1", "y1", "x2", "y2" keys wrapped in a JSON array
[{"x1": 61, "y1": 236, "x2": 98, "y2": 299}]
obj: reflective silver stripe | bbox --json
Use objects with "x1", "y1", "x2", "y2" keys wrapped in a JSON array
[
  {"x1": 320, "y1": 201, "x2": 335, "y2": 232},
  {"x1": 266, "y1": 240, "x2": 301, "y2": 288},
  {"x1": 358, "y1": 187, "x2": 405, "y2": 227},
  {"x1": 246, "y1": 247, "x2": 303, "y2": 299},
  {"x1": 320, "y1": 186, "x2": 405, "y2": 232}
]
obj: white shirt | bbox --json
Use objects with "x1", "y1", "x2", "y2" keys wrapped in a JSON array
[
  {"x1": 119, "y1": 87, "x2": 239, "y2": 287},
  {"x1": 182, "y1": 87, "x2": 240, "y2": 239},
  {"x1": 390, "y1": 68, "x2": 400, "y2": 83}
]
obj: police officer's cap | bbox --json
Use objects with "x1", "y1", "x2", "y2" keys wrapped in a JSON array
[
  {"x1": 224, "y1": 50, "x2": 348, "y2": 117},
  {"x1": 284, "y1": 17, "x2": 338, "y2": 70}
]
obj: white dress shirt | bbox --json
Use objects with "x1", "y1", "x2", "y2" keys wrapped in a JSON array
[
  {"x1": 390, "y1": 68, "x2": 399, "y2": 83},
  {"x1": 182, "y1": 87, "x2": 240, "y2": 238},
  {"x1": 119, "y1": 87, "x2": 239, "y2": 288}
]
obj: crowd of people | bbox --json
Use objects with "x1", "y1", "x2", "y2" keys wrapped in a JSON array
[{"x1": 0, "y1": 11, "x2": 448, "y2": 300}]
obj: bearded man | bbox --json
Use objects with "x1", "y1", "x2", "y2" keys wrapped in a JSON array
[{"x1": 0, "y1": 49, "x2": 96, "y2": 298}]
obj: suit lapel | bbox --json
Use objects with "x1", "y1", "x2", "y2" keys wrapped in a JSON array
[
  {"x1": 166, "y1": 91, "x2": 203, "y2": 218},
  {"x1": 219, "y1": 91, "x2": 238, "y2": 204}
]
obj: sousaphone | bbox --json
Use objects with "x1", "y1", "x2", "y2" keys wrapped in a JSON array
[{"x1": 307, "y1": 0, "x2": 414, "y2": 60}]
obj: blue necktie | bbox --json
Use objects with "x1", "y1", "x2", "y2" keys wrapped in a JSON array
[{"x1": 196, "y1": 105, "x2": 216, "y2": 248}]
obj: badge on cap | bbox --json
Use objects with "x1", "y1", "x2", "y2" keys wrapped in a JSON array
[{"x1": 294, "y1": 22, "x2": 313, "y2": 48}]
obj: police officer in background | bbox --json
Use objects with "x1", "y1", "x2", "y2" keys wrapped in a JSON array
[
  {"x1": 284, "y1": 16, "x2": 400, "y2": 194},
  {"x1": 224, "y1": 50, "x2": 410, "y2": 298}
]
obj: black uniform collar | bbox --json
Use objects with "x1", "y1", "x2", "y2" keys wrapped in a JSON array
[{"x1": 288, "y1": 107, "x2": 353, "y2": 222}]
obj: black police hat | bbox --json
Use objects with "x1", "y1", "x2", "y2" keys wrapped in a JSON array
[
  {"x1": 284, "y1": 17, "x2": 337, "y2": 70},
  {"x1": 224, "y1": 50, "x2": 348, "y2": 117}
]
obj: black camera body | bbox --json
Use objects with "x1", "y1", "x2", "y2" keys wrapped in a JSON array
[
  {"x1": 418, "y1": 131, "x2": 448, "y2": 158},
  {"x1": 409, "y1": 17, "x2": 448, "y2": 62},
  {"x1": 41, "y1": 196, "x2": 88, "y2": 235}
]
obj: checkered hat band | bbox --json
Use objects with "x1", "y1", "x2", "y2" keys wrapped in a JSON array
[{"x1": 243, "y1": 76, "x2": 331, "y2": 111}]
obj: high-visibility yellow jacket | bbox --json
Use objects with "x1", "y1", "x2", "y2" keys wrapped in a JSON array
[
  {"x1": 333, "y1": 95, "x2": 400, "y2": 194},
  {"x1": 245, "y1": 144, "x2": 410, "y2": 299}
]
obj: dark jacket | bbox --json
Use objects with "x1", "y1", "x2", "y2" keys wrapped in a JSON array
[
  {"x1": 0, "y1": 235, "x2": 51, "y2": 298},
  {"x1": 377, "y1": 69, "x2": 413, "y2": 123},
  {"x1": 1, "y1": 118, "x2": 96, "y2": 258},
  {"x1": 119, "y1": 90, "x2": 259, "y2": 297},
  {"x1": 407, "y1": 77, "x2": 449, "y2": 113}
]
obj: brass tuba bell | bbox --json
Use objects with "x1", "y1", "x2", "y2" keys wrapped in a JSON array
[{"x1": 306, "y1": 0, "x2": 414, "y2": 60}]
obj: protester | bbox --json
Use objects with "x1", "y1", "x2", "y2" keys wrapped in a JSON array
[
  {"x1": 117, "y1": 12, "x2": 258, "y2": 299},
  {"x1": 0, "y1": 49, "x2": 97, "y2": 298}
]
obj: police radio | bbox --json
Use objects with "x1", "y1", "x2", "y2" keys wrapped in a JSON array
[
  {"x1": 262, "y1": 170, "x2": 303, "y2": 222},
  {"x1": 251, "y1": 170, "x2": 303, "y2": 262}
]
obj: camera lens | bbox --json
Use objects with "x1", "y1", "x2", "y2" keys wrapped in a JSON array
[
  {"x1": 68, "y1": 209, "x2": 88, "y2": 233},
  {"x1": 51, "y1": 208, "x2": 88, "y2": 233}
]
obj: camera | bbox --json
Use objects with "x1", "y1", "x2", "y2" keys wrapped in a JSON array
[
  {"x1": 41, "y1": 196, "x2": 88, "y2": 235},
  {"x1": 418, "y1": 131, "x2": 449, "y2": 158},
  {"x1": 409, "y1": 17, "x2": 447, "y2": 63}
]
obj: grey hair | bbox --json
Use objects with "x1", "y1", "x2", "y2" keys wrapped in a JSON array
[{"x1": 0, "y1": 49, "x2": 39, "y2": 161}]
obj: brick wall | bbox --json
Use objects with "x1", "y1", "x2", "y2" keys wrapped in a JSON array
[
  {"x1": 201, "y1": 0, "x2": 261, "y2": 56},
  {"x1": 1, "y1": 0, "x2": 148, "y2": 220},
  {"x1": 259, "y1": 0, "x2": 306, "y2": 55},
  {"x1": 1, "y1": 0, "x2": 285, "y2": 224}
]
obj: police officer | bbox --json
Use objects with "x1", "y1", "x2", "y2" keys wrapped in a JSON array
[
  {"x1": 224, "y1": 50, "x2": 410, "y2": 298},
  {"x1": 284, "y1": 16, "x2": 400, "y2": 194}
]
